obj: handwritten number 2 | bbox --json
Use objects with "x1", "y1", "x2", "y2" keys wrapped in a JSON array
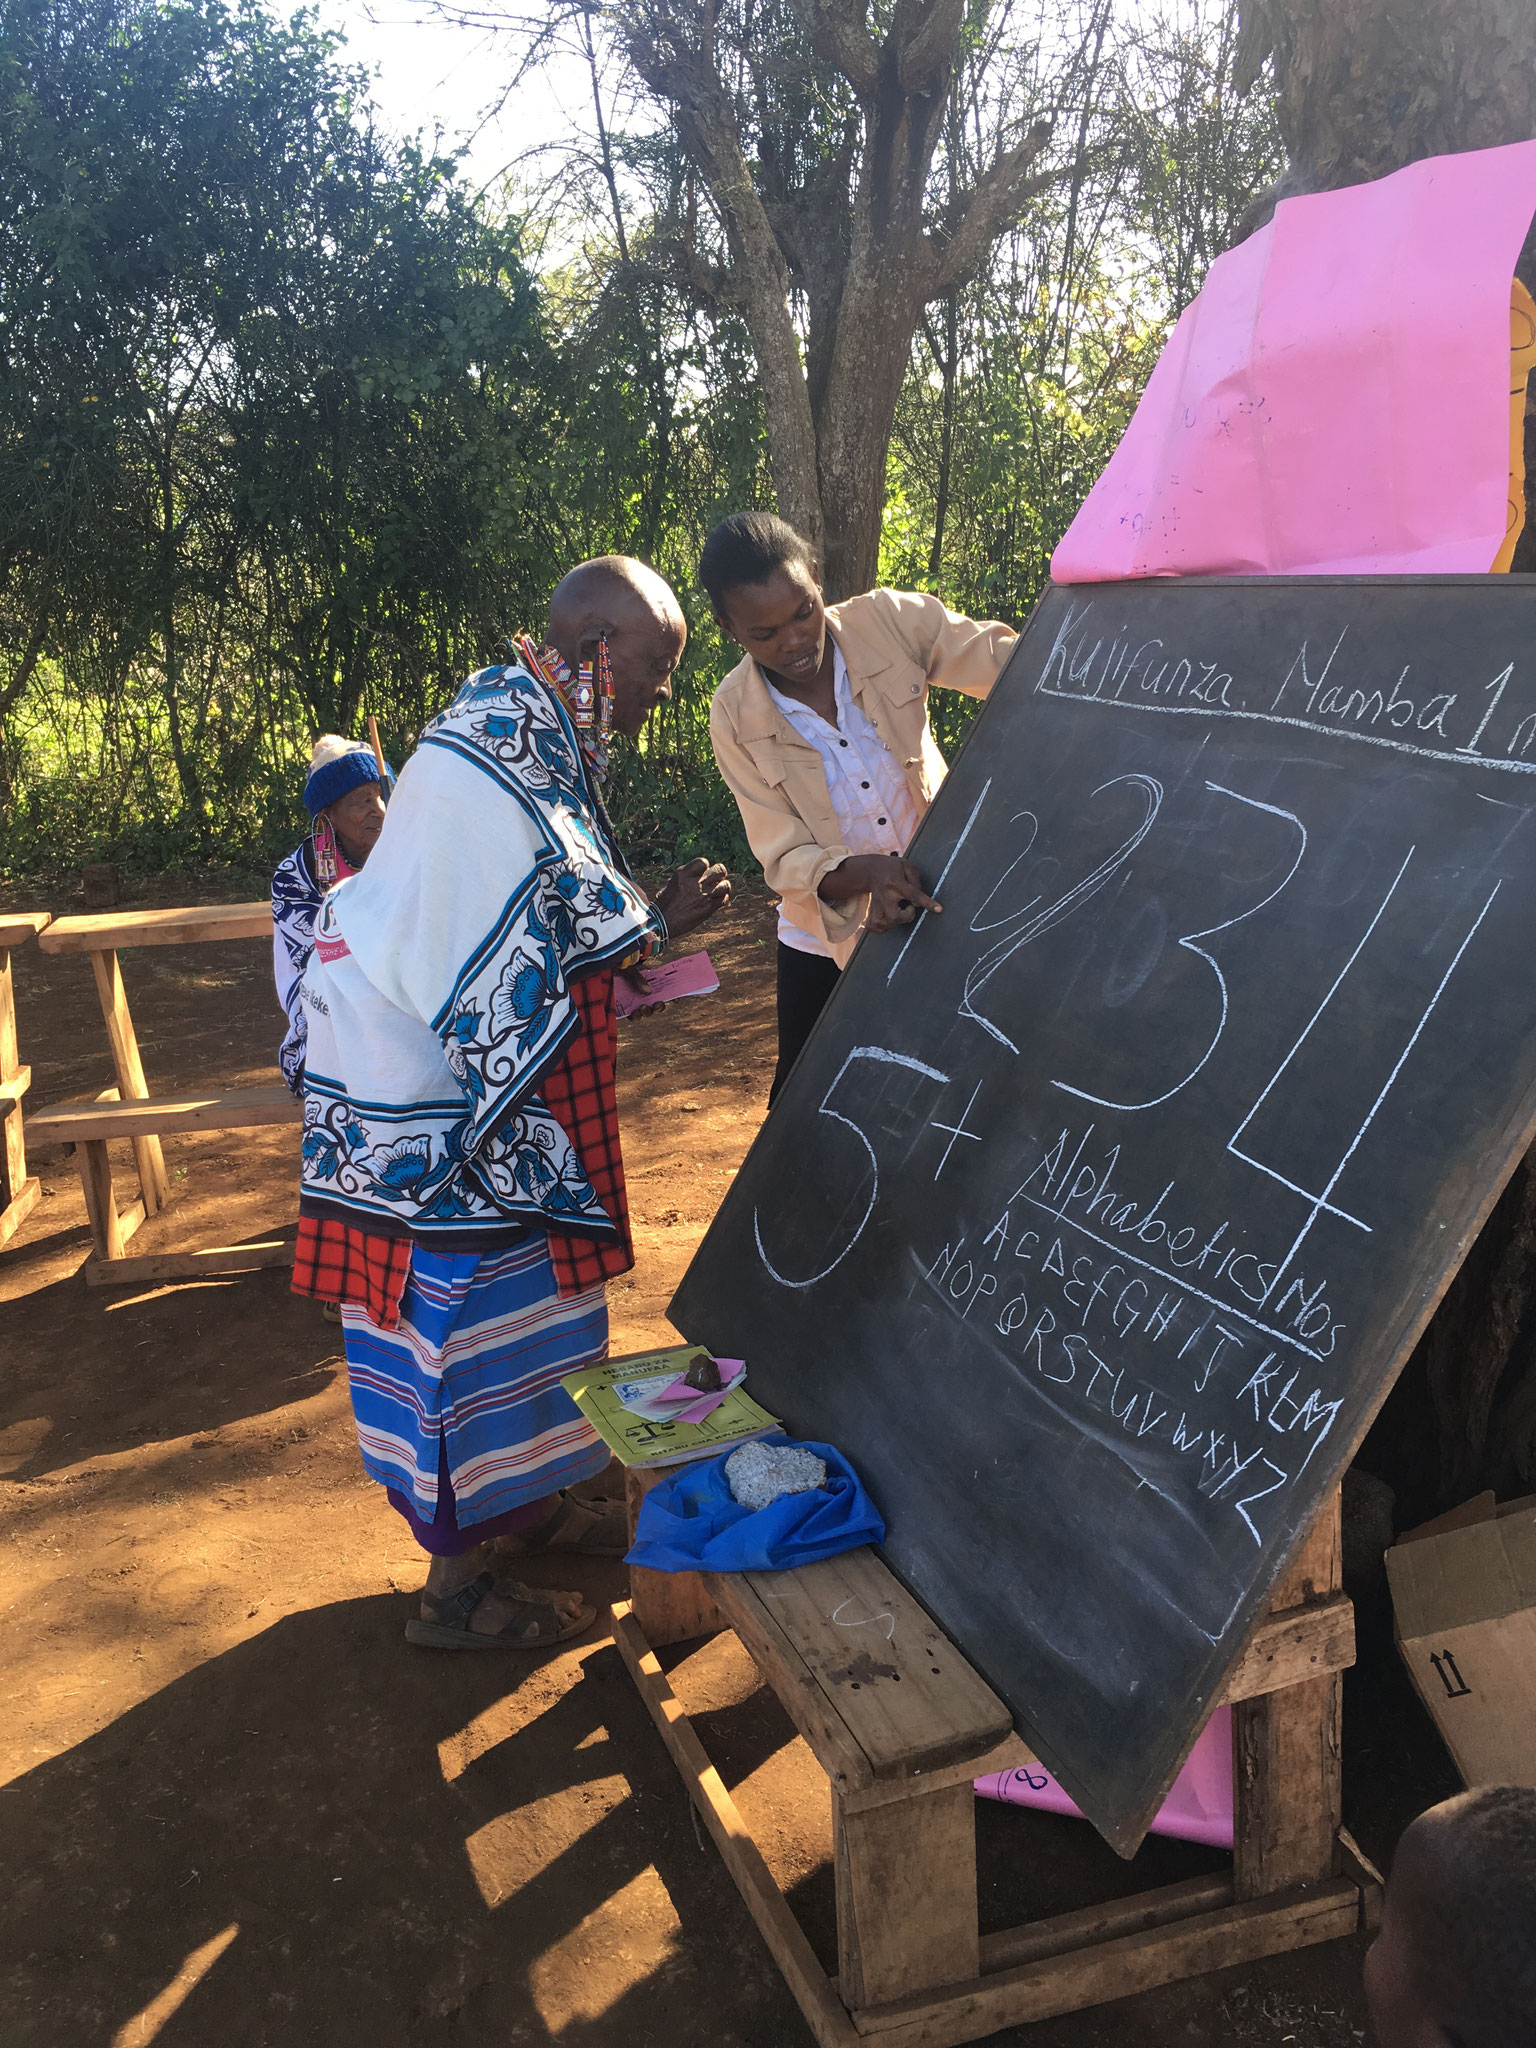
[{"x1": 960, "y1": 774, "x2": 1164, "y2": 1051}]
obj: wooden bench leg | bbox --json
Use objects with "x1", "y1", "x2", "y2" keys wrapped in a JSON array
[
  {"x1": 624, "y1": 1465, "x2": 725, "y2": 1648},
  {"x1": 1234, "y1": 1490, "x2": 1343, "y2": 1899},
  {"x1": 833, "y1": 1779, "x2": 980, "y2": 2007},
  {"x1": 89, "y1": 946, "x2": 168, "y2": 1216},
  {"x1": 77, "y1": 1139, "x2": 125, "y2": 1262},
  {"x1": 0, "y1": 943, "x2": 41, "y2": 1247}
]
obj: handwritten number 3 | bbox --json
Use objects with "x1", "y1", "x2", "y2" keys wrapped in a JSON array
[{"x1": 1052, "y1": 783, "x2": 1307, "y2": 1113}]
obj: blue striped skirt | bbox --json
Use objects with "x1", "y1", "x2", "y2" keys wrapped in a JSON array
[{"x1": 340, "y1": 1234, "x2": 609, "y2": 1529}]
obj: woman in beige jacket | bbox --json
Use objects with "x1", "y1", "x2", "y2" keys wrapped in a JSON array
[{"x1": 701, "y1": 512, "x2": 1016, "y2": 1099}]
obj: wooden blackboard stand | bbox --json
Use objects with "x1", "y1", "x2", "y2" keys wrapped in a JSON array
[{"x1": 613, "y1": 1477, "x2": 1381, "y2": 2048}]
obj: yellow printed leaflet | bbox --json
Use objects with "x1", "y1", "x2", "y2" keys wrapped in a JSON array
[{"x1": 560, "y1": 1345, "x2": 782, "y2": 1469}]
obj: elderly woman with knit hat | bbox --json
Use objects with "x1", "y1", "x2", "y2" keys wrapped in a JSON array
[{"x1": 271, "y1": 735, "x2": 389, "y2": 1094}]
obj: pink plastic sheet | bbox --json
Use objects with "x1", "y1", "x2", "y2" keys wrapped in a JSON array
[
  {"x1": 975, "y1": 1706, "x2": 1233, "y2": 1849},
  {"x1": 1052, "y1": 142, "x2": 1536, "y2": 583}
]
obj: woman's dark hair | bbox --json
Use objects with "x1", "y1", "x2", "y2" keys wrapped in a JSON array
[{"x1": 698, "y1": 512, "x2": 816, "y2": 613}]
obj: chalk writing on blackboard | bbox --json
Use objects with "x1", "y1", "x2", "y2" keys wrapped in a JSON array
[{"x1": 1039, "y1": 599, "x2": 1536, "y2": 772}]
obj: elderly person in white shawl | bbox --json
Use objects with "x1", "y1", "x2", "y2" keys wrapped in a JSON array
[
  {"x1": 290, "y1": 558, "x2": 731, "y2": 1651},
  {"x1": 271, "y1": 735, "x2": 389, "y2": 1093}
]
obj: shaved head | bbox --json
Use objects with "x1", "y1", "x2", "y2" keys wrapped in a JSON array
[
  {"x1": 548, "y1": 555, "x2": 684, "y2": 647},
  {"x1": 546, "y1": 556, "x2": 687, "y2": 740},
  {"x1": 1366, "y1": 1787, "x2": 1536, "y2": 2047}
]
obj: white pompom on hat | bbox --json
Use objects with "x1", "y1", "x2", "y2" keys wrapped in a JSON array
[{"x1": 308, "y1": 733, "x2": 371, "y2": 773}]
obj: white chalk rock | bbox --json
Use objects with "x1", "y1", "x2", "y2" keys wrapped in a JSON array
[{"x1": 725, "y1": 1441, "x2": 828, "y2": 1512}]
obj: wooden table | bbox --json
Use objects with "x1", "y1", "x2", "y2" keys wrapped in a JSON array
[
  {"x1": 1, "y1": 912, "x2": 52, "y2": 1247},
  {"x1": 36, "y1": 903, "x2": 272, "y2": 1219}
]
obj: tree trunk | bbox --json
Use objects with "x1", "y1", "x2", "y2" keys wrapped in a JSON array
[
  {"x1": 617, "y1": 1, "x2": 1058, "y2": 597},
  {"x1": 814, "y1": 259, "x2": 933, "y2": 597},
  {"x1": 1240, "y1": 0, "x2": 1536, "y2": 1518}
]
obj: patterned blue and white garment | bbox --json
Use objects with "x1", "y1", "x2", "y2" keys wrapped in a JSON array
[
  {"x1": 271, "y1": 838, "x2": 336, "y2": 1094},
  {"x1": 297, "y1": 661, "x2": 666, "y2": 1531}
]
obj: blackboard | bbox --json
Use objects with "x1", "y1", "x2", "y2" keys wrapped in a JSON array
[{"x1": 672, "y1": 575, "x2": 1536, "y2": 1855}]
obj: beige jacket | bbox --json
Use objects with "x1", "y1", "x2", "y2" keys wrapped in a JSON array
[{"x1": 709, "y1": 587, "x2": 1016, "y2": 966}]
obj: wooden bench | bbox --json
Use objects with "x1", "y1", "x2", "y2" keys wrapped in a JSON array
[
  {"x1": 37, "y1": 903, "x2": 274, "y2": 1221},
  {"x1": 613, "y1": 1482, "x2": 1380, "y2": 2048},
  {"x1": 30, "y1": 903, "x2": 297, "y2": 1285},
  {"x1": 1, "y1": 913, "x2": 52, "y2": 1248},
  {"x1": 26, "y1": 1083, "x2": 302, "y2": 1287}
]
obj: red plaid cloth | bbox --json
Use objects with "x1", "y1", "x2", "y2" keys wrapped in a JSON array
[
  {"x1": 291, "y1": 1217, "x2": 413, "y2": 1328},
  {"x1": 542, "y1": 967, "x2": 635, "y2": 1295}
]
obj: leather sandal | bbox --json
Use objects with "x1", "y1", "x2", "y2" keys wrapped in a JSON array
[
  {"x1": 496, "y1": 1489, "x2": 629, "y2": 1559},
  {"x1": 404, "y1": 1571, "x2": 595, "y2": 1650}
]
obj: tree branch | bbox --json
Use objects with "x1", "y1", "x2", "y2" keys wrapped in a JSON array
[
  {"x1": 927, "y1": 119, "x2": 1057, "y2": 294},
  {"x1": 618, "y1": 3, "x2": 824, "y2": 545},
  {"x1": 1233, "y1": 1, "x2": 1279, "y2": 98},
  {"x1": 897, "y1": 0, "x2": 966, "y2": 98},
  {"x1": 0, "y1": 607, "x2": 51, "y2": 723},
  {"x1": 787, "y1": 0, "x2": 881, "y2": 97}
]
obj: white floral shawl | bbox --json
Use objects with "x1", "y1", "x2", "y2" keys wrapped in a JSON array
[{"x1": 297, "y1": 664, "x2": 663, "y2": 1242}]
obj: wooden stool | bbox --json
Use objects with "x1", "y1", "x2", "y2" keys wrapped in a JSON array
[
  {"x1": 612, "y1": 1480, "x2": 1379, "y2": 2048},
  {"x1": 27, "y1": 1084, "x2": 303, "y2": 1285},
  {"x1": 0, "y1": 913, "x2": 51, "y2": 1248}
]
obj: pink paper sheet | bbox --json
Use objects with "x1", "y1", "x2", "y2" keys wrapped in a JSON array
[
  {"x1": 975, "y1": 1706, "x2": 1233, "y2": 1850},
  {"x1": 1052, "y1": 142, "x2": 1536, "y2": 583},
  {"x1": 613, "y1": 949, "x2": 720, "y2": 1020}
]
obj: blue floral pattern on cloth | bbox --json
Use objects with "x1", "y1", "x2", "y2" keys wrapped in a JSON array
[
  {"x1": 271, "y1": 839, "x2": 323, "y2": 1093},
  {"x1": 296, "y1": 662, "x2": 664, "y2": 1243}
]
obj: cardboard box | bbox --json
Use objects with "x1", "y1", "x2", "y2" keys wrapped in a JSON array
[{"x1": 1386, "y1": 1492, "x2": 1536, "y2": 1786}]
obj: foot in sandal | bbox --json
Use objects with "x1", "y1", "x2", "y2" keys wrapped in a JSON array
[
  {"x1": 491, "y1": 1488, "x2": 629, "y2": 1560},
  {"x1": 404, "y1": 1543, "x2": 594, "y2": 1651}
]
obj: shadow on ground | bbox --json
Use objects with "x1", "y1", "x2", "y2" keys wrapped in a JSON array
[{"x1": 0, "y1": 1265, "x2": 337, "y2": 1480}]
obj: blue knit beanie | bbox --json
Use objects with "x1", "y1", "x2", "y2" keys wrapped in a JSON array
[{"x1": 303, "y1": 737, "x2": 383, "y2": 819}]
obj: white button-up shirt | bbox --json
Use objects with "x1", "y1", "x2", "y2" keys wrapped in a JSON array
[{"x1": 767, "y1": 647, "x2": 921, "y2": 957}]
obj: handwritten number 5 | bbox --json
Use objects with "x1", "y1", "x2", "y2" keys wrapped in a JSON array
[{"x1": 754, "y1": 1047, "x2": 949, "y2": 1289}]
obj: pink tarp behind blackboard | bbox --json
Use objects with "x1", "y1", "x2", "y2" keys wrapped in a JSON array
[
  {"x1": 1051, "y1": 142, "x2": 1536, "y2": 584},
  {"x1": 976, "y1": 1706, "x2": 1233, "y2": 1849}
]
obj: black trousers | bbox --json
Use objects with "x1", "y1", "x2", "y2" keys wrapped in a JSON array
[{"x1": 771, "y1": 941, "x2": 842, "y2": 1104}]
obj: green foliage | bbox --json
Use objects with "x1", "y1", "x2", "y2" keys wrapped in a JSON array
[
  {"x1": 0, "y1": 0, "x2": 557, "y2": 877},
  {"x1": 0, "y1": 0, "x2": 1278, "y2": 887}
]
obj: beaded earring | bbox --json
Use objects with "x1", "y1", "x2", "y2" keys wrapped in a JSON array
[
  {"x1": 573, "y1": 634, "x2": 615, "y2": 748},
  {"x1": 314, "y1": 813, "x2": 339, "y2": 889}
]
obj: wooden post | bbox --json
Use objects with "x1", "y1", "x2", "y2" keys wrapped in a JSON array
[
  {"x1": 77, "y1": 1139, "x2": 126, "y2": 1262},
  {"x1": 832, "y1": 1779, "x2": 980, "y2": 2007},
  {"x1": 624, "y1": 1464, "x2": 724, "y2": 1648},
  {"x1": 0, "y1": 936, "x2": 41, "y2": 1247},
  {"x1": 1233, "y1": 1488, "x2": 1343, "y2": 1899},
  {"x1": 88, "y1": 947, "x2": 168, "y2": 1214}
]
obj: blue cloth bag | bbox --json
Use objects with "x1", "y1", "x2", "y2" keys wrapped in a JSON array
[{"x1": 625, "y1": 1439, "x2": 885, "y2": 1573}]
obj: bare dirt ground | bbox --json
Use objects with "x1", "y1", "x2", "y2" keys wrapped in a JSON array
[{"x1": 0, "y1": 870, "x2": 1453, "y2": 2047}]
